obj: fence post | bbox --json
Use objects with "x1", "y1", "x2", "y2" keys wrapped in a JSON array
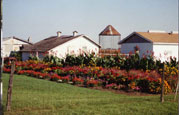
[
  {"x1": 6, "y1": 58, "x2": 15, "y2": 111},
  {"x1": 160, "y1": 63, "x2": 165, "y2": 102},
  {"x1": 174, "y1": 80, "x2": 179, "y2": 101},
  {"x1": 0, "y1": 0, "x2": 3, "y2": 113},
  {"x1": 174, "y1": 41, "x2": 179, "y2": 101},
  {"x1": 0, "y1": 58, "x2": 3, "y2": 115}
]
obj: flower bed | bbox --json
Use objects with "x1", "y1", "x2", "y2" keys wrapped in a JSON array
[{"x1": 3, "y1": 60, "x2": 178, "y2": 94}]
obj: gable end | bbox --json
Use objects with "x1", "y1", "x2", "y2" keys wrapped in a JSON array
[{"x1": 122, "y1": 34, "x2": 151, "y2": 43}]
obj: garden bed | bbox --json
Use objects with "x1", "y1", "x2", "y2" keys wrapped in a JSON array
[{"x1": 3, "y1": 60, "x2": 178, "y2": 94}]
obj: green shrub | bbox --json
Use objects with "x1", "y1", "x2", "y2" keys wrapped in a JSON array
[
  {"x1": 43, "y1": 55, "x2": 63, "y2": 66},
  {"x1": 40, "y1": 52, "x2": 177, "y2": 71},
  {"x1": 29, "y1": 54, "x2": 39, "y2": 61}
]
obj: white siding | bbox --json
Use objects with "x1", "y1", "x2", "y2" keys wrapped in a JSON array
[
  {"x1": 49, "y1": 36, "x2": 99, "y2": 59},
  {"x1": 2, "y1": 38, "x2": 29, "y2": 57},
  {"x1": 99, "y1": 35, "x2": 120, "y2": 49},
  {"x1": 153, "y1": 43, "x2": 178, "y2": 61},
  {"x1": 120, "y1": 43, "x2": 153, "y2": 57},
  {"x1": 120, "y1": 42, "x2": 178, "y2": 61},
  {"x1": 22, "y1": 36, "x2": 99, "y2": 61}
]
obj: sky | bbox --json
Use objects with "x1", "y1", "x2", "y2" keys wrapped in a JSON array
[{"x1": 2, "y1": 0, "x2": 178, "y2": 43}]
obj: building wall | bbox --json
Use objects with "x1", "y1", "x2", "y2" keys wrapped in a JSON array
[
  {"x1": 99, "y1": 35, "x2": 120, "y2": 49},
  {"x1": 2, "y1": 38, "x2": 29, "y2": 57},
  {"x1": 21, "y1": 36, "x2": 99, "y2": 61},
  {"x1": 120, "y1": 42, "x2": 178, "y2": 61},
  {"x1": 153, "y1": 43, "x2": 178, "y2": 61},
  {"x1": 49, "y1": 36, "x2": 99, "y2": 59},
  {"x1": 22, "y1": 52, "x2": 30, "y2": 61},
  {"x1": 22, "y1": 52, "x2": 44, "y2": 61},
  {"x1": 120, "y1": 43, "x2": 153, "y2": 57}
]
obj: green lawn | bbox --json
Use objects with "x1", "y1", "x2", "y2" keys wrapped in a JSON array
[{"x1": 2, "y1": 73, "x2": 178, "y2": 115}]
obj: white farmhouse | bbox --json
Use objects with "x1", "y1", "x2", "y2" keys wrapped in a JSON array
[
  {"x1": 2, "y1": 36, "x2": 32, "y2": 57},
  {"x1": 119, "y1": 30, "x2": 178, "y2": 61},
  {"x1": 99, "y1": 25, "x2": 121, "y2": 49},
  {"x1": 21, "y1": 31, "x2": 100, "y2": 61}
]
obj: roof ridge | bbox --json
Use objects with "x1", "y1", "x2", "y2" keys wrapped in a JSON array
[{"x1": 21, "y1": 34, "x2": 100, "y2": 52}]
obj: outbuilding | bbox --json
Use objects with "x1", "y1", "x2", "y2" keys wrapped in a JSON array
[
  {"x1": 2, "y1": 36, "x2": 32, "y2": 57},
  {"x1": 119, "y1": 30, "x2": 178, "y2": 61},
  {"x1": 99, "y1": 25, "x2": 121, "y2": 49},
  {"x1": 21, "y1": 31, "x2": 100, "y2": 61}
]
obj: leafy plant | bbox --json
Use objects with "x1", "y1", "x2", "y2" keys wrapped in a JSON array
[
  {"x1": 43, "y1": 55, "x2": 63, "y2": 66},
  {"x1": 10, "y1": 51, "x2": 22, "y2": 61},
  {"x1": 29, "y1": 54, "x2": 39, "y2": 61}
]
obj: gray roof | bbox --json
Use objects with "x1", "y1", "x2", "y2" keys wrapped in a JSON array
[{"x1": 21, "y1": 35, "x2": 100, "y2": 52}]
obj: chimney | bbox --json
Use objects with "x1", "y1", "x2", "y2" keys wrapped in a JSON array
[
  {"x1": 57, "y1": 31, "x2": 62, "y2": 37},
  {"x1": 27, "y1": 37, "x2": 31, "y2": 42},
  {"x1": 73, "y1": 31, "x2": 78, "y2": 36},
  {"x1": 169, "y1": 31, "x2": 178, "y2": 34}
]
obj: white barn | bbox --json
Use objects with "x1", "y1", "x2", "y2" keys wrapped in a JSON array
[
  {"x1": 21, "y1": 31, "x2": 100, "y2": 61},
  {"x1": 2, "y1": 36, "x2": 32, "y2": 57},
  {"x1": 99, "y1": 25, "x2": 121, "y2": 49},
  {"x1": 119, "y1": 31, "x2": 178, "y2": 61}
]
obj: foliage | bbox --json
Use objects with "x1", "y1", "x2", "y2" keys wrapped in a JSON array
[
  {"x1": 10, "y1": 51, "x2": 22, "y2": 61},
  {"x1": 24, "y1": 51, "x2": 178, "y2": 72},
  {"x1": 121, "y1": 53, "x2": 140, "y2": 71},
  {"x1": 28, "y1": 54, "x2": 39, "y2": 61},
  {"x1": 43, "y1": 55, "x2": 63, "y2": 67},
  {"x1": 3, "y1": 60, "x2": 178, "y2": 94},
  {"x1": 64, "y1": 53, "x2": 97, "y2": 66},
  {"x1": 162, "y1": 64, "x2": 178, "y2": 91},
  {"x1": 139, "y1": 55, "x2": 156, "y2": 70},
  {"x1": 47, "y1": 52, "x2": 178, "y2": 71},
  {"x1": 165, "y1": 57, "x2": 178, "y2": 68},
  {"x1": 96, "y1": 56, "x2": 116, "y2": 68}
]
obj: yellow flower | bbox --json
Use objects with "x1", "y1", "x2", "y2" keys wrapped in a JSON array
[{"x1": 159, "y1": 69, "x2": 163, "y2": 72}]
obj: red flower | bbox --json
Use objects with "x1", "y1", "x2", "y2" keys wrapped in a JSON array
[
  {"x1": 3, "y1": 67, "x2": 11, "y2": 73},
  {"x1": 51, "y1": 74, "x2": 61, "y2": 80},
  {"x1": 61, "y1": 76, "x2": 70, "y2": 81},
  {"x1": 87, "y1": 80, "x2": 98, "y2": 85},
  {"x1": 72, "y1": 77, "x2": 84, "y2": 83}
]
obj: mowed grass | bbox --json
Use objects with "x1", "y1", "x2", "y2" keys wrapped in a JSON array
[{"x1": 2, "y1": 73, "x2": 178, "y2": 115}]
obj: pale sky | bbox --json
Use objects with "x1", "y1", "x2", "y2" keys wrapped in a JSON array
[{"x1": 3, "y1": 0, "x2": 178, "y2": 43}]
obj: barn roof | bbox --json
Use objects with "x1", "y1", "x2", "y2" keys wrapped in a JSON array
[
  {"x1": 99, "y1": 25, "x2": 121, "y2": 36},
  {"x1": 119, "y1": 31, "x2": 178, "y2": 44},
  {"x1": 21, "y1": 35, "x2": 100, "y2": 52}
]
